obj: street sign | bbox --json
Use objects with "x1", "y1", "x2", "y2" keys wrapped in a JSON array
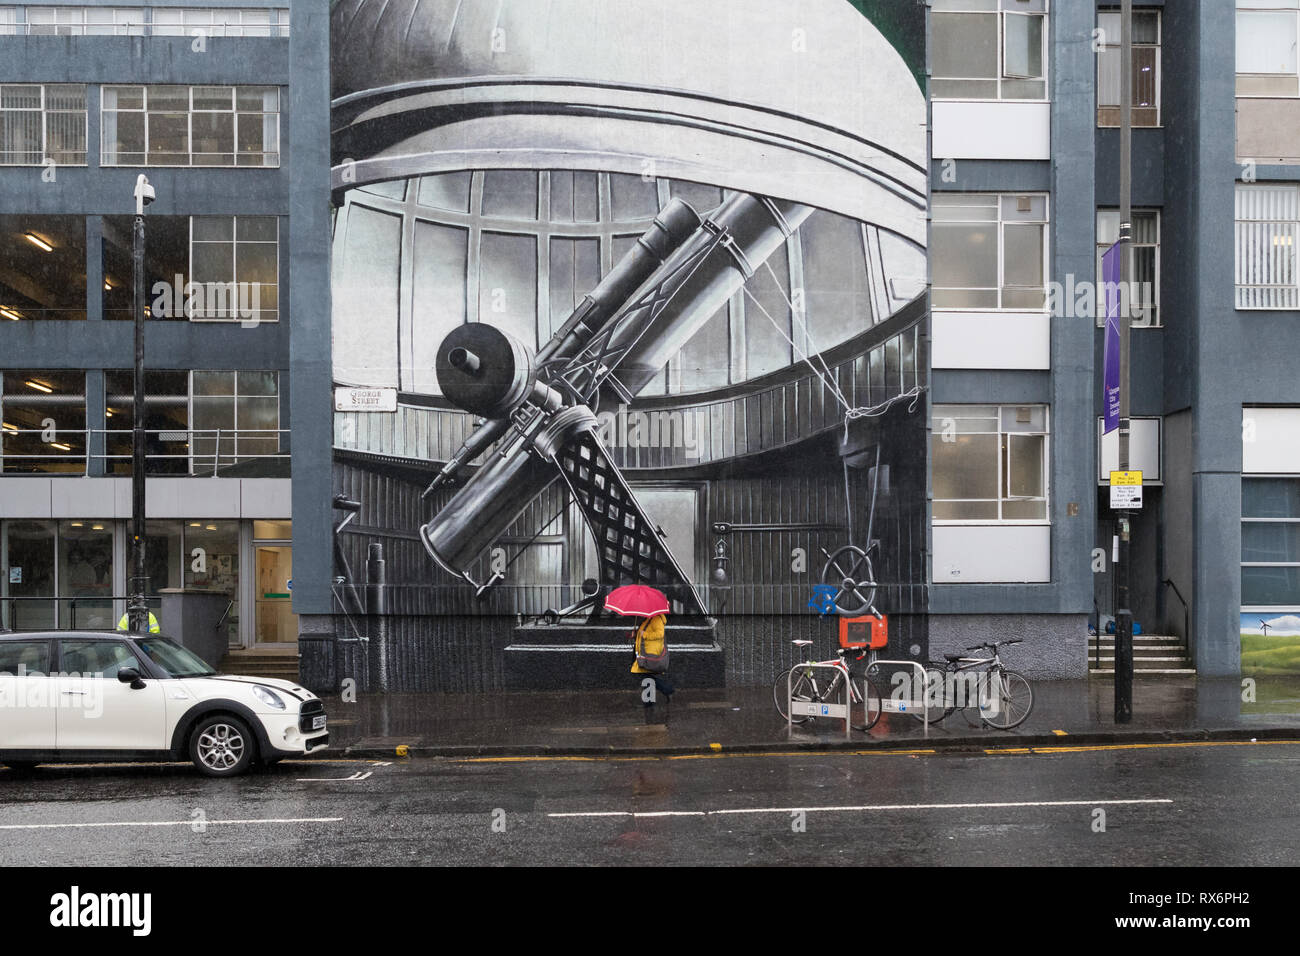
[
  {"x1": 334, "y1": 387, "x2": 398, "y2": 412},
  {"x1": 1110, "y1": 470, "x2": 1143, "y2": 509}
]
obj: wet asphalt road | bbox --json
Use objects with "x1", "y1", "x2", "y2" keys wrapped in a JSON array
[{"x1": 1, "y1": 741, "x2": 1298, "y2": 866}]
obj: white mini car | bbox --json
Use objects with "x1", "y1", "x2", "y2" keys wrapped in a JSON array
[{"x1": 0, "y1": 631, "x2": 328, "y2": 777}]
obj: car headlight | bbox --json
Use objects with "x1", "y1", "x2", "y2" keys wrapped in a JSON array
[{"x1": 252, "y1": 685, "x2": 286, "y2": 710}]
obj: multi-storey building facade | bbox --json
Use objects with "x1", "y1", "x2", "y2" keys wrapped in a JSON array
[
  {"x1": 4, "y1": 0, "x2": 1292, "y2": 689},
  {"x1": 929, "y1": 0, "x2": 1300, "y2": 678},
  {"x1": 0, "y1": 1, "x2": 329, "y2": 668}
]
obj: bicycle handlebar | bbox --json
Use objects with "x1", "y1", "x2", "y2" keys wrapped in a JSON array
[{"x1": 965, "y1": 639, "x2": 1023, "y2": 651}]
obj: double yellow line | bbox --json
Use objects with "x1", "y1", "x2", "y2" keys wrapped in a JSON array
[{"x1": 447, "y1": 738, "x2": 1300, "y2": 764}]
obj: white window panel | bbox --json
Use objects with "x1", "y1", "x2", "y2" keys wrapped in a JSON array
[
  {"x1": 933, "y1": 525, "x2": 1051, "y2": 583},
  {"x1": 1244, "y1": 407, "x2": 1300, "y2": 473},
  {"x1": 1236, "y1": 184, "x2": 1300, "y2": 309},
  {"x1": 1096, "y1": 417, "x2": 1162, "y2": 482}
]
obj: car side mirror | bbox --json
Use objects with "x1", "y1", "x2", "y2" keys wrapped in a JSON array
[{"x1": 117, "y1": 667, "x2": 146, "y2": 690}]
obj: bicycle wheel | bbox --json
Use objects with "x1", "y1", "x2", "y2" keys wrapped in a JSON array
[
  {"x1": 908, "y1": 665, "x2": 954, "y2": 725},
  {"x1": 980, "y1": 668, "x2": 1033, "y2": 730},
  {"x1": 849, "y1": 674, "x2": 883, "y2": 731},
  {"x1": 774, "y1": 667, "x2": 817, "y2": 724}
]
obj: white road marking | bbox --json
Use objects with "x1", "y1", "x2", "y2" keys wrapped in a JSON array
[
  {"x1": 295, "y1": 770, "x2": 373, "y2": 782},
  {"x1": 0, "y1": 817, "x2": 342, "y2": 831},
  {"x1": 548, "y1": 798, "x2": 1173, "y2": 819}
]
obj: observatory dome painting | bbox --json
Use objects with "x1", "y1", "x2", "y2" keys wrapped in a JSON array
[{"x1": 327, "y1": 0, "x2": 930, "y2": 692}]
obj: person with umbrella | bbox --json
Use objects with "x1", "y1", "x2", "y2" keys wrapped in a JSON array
[{"x1": 605, "y1": 584, "x2": 674, "y2": 704}]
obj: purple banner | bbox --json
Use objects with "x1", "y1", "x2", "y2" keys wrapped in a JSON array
[{"x1": 1102, "y1": 240, "x2": 1122, "y2": 435}]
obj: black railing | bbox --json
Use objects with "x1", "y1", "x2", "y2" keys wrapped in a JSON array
[{"x1": 2, "y1": 594, "x2": 163, "y2": 632}]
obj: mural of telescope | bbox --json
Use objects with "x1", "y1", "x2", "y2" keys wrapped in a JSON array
[{"x1": 419, "y1": 191, "x2": 814, "y2": 611}]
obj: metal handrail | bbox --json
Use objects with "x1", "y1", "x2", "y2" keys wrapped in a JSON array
[
  {"x1": 1162, "y1": 578, "x2": 1190, "y2": 645},
  {"x1": 3, "y1": 593, "x2": 166, "y2": 632},
  {"x1": 0, "y1": 427, "x2": 290, "y2": 472}
]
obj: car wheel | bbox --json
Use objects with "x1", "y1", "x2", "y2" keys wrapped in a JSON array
[{"x1": 189, "y1": 715, "x2": 256, "y2": 778}]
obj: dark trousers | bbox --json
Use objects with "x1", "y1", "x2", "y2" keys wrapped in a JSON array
[{"x1": 636, "y1": 673, "x2": 674, "y2": 701}]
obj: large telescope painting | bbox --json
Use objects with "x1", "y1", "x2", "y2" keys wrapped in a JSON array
[{"x1": 327, "y1": 0, "x2": 930, "y2": 693}]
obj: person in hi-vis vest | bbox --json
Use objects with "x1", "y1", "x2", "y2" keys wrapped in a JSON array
[{"x1": 117, "y1": 611, "x2": 160, "y2": 634}]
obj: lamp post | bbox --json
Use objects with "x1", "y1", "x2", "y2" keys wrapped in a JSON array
[
  {"x1": 128, "y1": 174, "x2": 155, "y2": 633},
  {"x1": 1114, "y1": 0, "x2": 1134, "y2": 723}
]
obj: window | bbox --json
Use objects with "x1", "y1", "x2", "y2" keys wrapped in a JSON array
[
  {"x1": 189, "y1": 217, "x2": 279, "y2": 322},
  {"x1": 0, "y1": 640, "x2": 51, "y2": 674},
  {"x1": 0, "y1": 214, "x2": 88, "y2": 320},
  {"x1": 0, "y1": 6, "x2": 287, "y2": 36},
  {"x1": 104, "y1": 371, "x2": 190, "y2": 476},
  {"x1": 152, "y1": 7, "x2": 288, "y2": 37},
  {"x1": 931, "y1": 193, "x2": 1048, "y2": 309},
  {"x1": 1242, "y1": 478, "x2": 1300, "y2": 605},
  {"x1": 932, "y1": 405, "x2": 1049, "y2": 522},
  {"x1": 1236, "y1": 184, "x2": 1299, "y2": 309},
  {"x1": 335, "y1": 170, "x2": 921, "y2": 398},
  {"x1": 0, "y1": 371, "x2": 87, "y2": 474},
  {"x1": 0, "y1": 84, "x2": 87, "y2": 165},
  {"x1": 60, "y1": 640, "x2": 142, "y2": 678},
  {"x1": 190, "y1": 371, "x2": 281, "y2": 472},
  {"x1": 1096, "y1": 9, "x2": 1160, "y2": 126},
  {"x1": 931, "y1": 0, "x2": 1048, "y2": 101},
  {"x1": 102, "y1": 85, "x2": 280, "y2": 167},
  {"x1": 25, "y1": 6, "x2": 144, "y2": 35},
  {"x1": 1238, "y1": 1, "x2": 1300, "y2": 97},
  {"x1": 1096, "y1": 209, "x2": 1160, "y2": 327}
]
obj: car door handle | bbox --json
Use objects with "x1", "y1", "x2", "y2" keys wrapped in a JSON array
[{"x1": 61, "y1": 691, "x2": 86, "y2": 696}]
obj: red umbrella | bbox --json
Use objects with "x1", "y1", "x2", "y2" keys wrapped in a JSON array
[{"x1": 604, "y1": 584, "x2": 670, "y2": 618}]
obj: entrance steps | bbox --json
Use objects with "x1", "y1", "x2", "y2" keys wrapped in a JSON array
[
  {"x1": 1087, "y1": 633, "x2": 1194, "y2": 675},
  {"x1": 219, "y1": 649, "x2": 301, "y2": 681}
]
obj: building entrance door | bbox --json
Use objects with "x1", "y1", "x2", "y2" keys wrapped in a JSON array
[{"x1": 252, "y1": 521, "x2": 296, "y2": 648}]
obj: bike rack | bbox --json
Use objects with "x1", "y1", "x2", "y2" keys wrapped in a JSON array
[
  {"x1": 869, "y1": 659, "x2": 930, "y2": 738},
  {"x1": 787, "y1": 661, "x2": 852, "y2": 739}
]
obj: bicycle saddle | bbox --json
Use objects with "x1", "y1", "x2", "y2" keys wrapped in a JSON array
[{"x1": 943, "y1": 652, "x2": 965, "y2": 662}]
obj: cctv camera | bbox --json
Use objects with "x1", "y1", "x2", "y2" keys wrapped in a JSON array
[{"x1": 134, "y1": 174, "x2": 156, "y2": 215}]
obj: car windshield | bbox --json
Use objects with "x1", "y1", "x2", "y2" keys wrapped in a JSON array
[{"x1": 134, "y1": 637, "x2": 217, "y2": 678}]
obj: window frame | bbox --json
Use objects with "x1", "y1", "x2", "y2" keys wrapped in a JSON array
[
  {"x1": 101, "y1": 85, "x2": 281, "y2": 168},
  {"x1": 1242, "y1": 475, "x2": 1300, "y2": 610},
  {"x1": 1095, "y1": 207, "x2": 1161, "y2": 328},
  {"x1": 1095, "y1": 7, "x2": 1162, "y2": 127},
  {"x1": 188, "y1": 370, "x2": 281, "y2": 472},
  {"x1": 1235, "y1": 183, "x2": 1300, "y2": 310},
  {"x1": 0, "y1": 83, "x2": 88, "y2": 166},
  {"x1": 930, "y1": 0, "x2": 1050, "y2": 102},
  {"x1": 930, "y1": 193, "x2": 1050, "y2": 311},
  {"x1": 931, "y1": 404, "x2": 1051, "y2": 526},
  {"x1": 1236, "y1": 2, "x2": 1300, "y2": 98},
  {"x1": 187, "y1": 216, "x2": 280, "y2": 324},
  {"x1": 0, "y1": 6, "x2": 288, "y2": 37}
]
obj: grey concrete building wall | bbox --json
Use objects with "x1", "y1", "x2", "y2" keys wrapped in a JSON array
[
  {"x1": 285, "y1": 0, "x2": 333, "y2": 620},
  {"x1": 927, "y1": 0, "x2": 1096, "y2": 674}
]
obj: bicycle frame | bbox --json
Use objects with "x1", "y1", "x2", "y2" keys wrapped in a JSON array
[{"x1": 786, "y1": 659, "x2": 853, "y2": 738}]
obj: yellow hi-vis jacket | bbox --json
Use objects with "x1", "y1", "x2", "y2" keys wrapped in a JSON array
[{"x1": 117, "y1": 612, "x2": 160, "y2": 634}]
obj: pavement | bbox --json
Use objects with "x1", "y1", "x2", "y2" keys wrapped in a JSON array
[{"x1": 320, "y1": 675, "x2": 1300, "y2": 758}]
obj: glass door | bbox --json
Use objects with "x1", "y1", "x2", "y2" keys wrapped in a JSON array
[{"x1": 253, "y1": 520, "x2": 295, "y2": 647}]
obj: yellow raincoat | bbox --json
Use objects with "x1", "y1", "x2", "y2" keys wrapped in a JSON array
[{"x1": 630, "y1": 614, "x2": 666, "y2": 674}]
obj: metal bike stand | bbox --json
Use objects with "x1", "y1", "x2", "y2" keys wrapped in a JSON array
[
  {"x1": 787, "y1": 662, "x2": 852, "y2": 739},
  {"x1": 870, "y1": 659, "x2": 930, "y2": 738}
]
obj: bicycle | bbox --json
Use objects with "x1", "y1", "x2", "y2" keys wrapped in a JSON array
[
  {"x1": 891, "y1": 639, "x2": 1033, "y2": 730},
  {"x1": 773, "y1": 640, "x2": 883, "y2": 731}
]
